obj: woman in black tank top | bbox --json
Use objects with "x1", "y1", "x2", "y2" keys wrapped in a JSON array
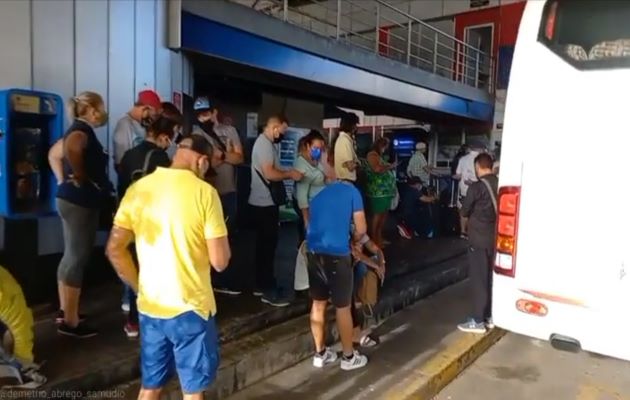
[{"x1": 52, "y1": 91, "x2": 109, "y2": 339}]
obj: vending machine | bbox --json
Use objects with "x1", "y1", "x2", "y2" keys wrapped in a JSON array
[{"x1": 0, "y1": 89, "x2": 64, "y2": 218}]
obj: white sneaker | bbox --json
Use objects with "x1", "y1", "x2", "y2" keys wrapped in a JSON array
[
  {"x1": 313, "y1": 348, "x2": 338, "y2": 368},
  {"x1": 340, "y1": 350, "x2": 368, "y2": 371}
]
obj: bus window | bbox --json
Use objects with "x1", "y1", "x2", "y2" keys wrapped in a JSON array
[{"x1": 538, "y1": 0, "x2": 630, "y2": 70}]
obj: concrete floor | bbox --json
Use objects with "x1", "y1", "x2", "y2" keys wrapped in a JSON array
[
  {"x1": 228, "y1": 281, "x2": 473, "y2": 400},
  {"x1": 438, "y1": 333, "x2": 630, "y2": 400}
]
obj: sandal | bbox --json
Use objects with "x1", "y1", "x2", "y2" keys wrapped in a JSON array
[{"x1": 359, "y1": 334, "x2": 380, "y2": 348}]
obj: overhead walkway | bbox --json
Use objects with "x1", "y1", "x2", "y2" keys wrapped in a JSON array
[{"x1": 172, "y1": 0, "x2": 494, "y2": 123}]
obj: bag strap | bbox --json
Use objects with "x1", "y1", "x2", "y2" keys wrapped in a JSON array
[
  {"x1": 480, "y1": 177, "x2": 498, "y2": 213},
  {"x1": 141, "y1": 149, "x2": 157, "y2": 177},
  {"x1": 254, "y1": 167, "x2": 273, "y2": 191},
  {"x1": 201, "y1": 126, "x2": 227, "y2": 153}
]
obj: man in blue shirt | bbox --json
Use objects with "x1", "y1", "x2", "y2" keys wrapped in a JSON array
[{"x1": 306, "y1": 181, "x2": 369, "y2": 371}]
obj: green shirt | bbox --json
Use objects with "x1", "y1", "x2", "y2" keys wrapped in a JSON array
[{"x1": 294, "y1": 155, "x2": 326, "y2": 209}]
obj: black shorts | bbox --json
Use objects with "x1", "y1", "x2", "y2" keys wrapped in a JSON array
[{"x1": 307, "y1": 253, "x2": 353, "y2": 308}]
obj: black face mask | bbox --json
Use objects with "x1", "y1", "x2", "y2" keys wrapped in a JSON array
[
  {"x1": 201, "y1": 120, "x2": 215, "y2": 133},
  {"x1": 141, "y1": 116, "x2": 153, "y2": 129},
  {"x1": 273, "y1": 136, "x2": 283, "y2": 144}
]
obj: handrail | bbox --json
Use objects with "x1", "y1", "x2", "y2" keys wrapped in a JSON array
[
  {"x1": 236, "y1": 0, "x2": 495, "y2": 93},
  {"x1": 374, "y1": 0, "x2": 488, "y2": 57}
]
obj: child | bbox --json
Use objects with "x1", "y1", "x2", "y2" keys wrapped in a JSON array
[{"x1": 351, "y1": 234, "x2": 385, "y2": 347}]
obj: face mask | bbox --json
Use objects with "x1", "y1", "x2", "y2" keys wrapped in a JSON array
[
  {"x1": 309, "y1": 147, "x2": 322, "y2": 162},
  {"x1": 201, "y1": 120, "x2": 215, "y2": 133},
  {"x1": 95, "y1": 111, "x2": 109, "y2": 128},
  {"x1": 273, "y1": 135, "x2": 283, "y2": 144},
  {"x1": 197, "y1": 158, "x2": 210, "y2": 178},
  {"x1": 141, "y1": 116, "x2": 152, "y2": 129}
]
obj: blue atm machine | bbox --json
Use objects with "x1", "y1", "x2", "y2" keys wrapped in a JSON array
[{"x1": 0, "y1": 89, "x2": 64, "y2": 218}]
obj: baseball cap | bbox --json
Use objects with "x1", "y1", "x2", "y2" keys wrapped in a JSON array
[
  {"x1": 193, "y1": 96, "x2": 213, "y2": 112},
  {"x1": 137, "y1": 90, "x2": 161, "y2": 110}
]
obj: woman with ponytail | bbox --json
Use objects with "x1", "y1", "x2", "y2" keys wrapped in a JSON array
[{"x1": 52, "y1": 91, "x2": 109, "y2": 338}]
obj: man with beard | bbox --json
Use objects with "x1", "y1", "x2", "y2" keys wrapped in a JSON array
[{"x1": 112, "y1": 90, "x2": 162, "y2": 171}]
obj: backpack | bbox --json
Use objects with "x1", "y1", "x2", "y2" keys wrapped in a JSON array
[{"x1": 129, "y1": 149, "x2": 156, "y2": 183}]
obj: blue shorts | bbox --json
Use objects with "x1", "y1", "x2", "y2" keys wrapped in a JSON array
[{"x1": 139, "y1": 311, "x2": 219, "y2": 394}]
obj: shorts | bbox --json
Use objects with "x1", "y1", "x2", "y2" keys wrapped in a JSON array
[
  {"x1": 139, "y1": 311, "x2": 219, "y2": 394},
  {"x1": 369, "y1": 196, "x2": 393, "y2": 214},
  {"x1": 307, "y1": 253, "x2": 353, "y2": 308}
]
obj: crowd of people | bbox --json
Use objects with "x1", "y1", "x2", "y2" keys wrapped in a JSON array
[{"x1": 34, "y1": 89, "x2": 499, "y2": 397}]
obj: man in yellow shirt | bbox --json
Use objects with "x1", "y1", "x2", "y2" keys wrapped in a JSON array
[{"x1": 106, "y1": 135, "x2": 231, "y2": 400}]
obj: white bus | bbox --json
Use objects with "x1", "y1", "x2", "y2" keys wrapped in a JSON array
[{"x1": 493, "y1": 0, "x2": 630, "y2": 361}]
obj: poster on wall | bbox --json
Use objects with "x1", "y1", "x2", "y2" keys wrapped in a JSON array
[{"x1": 246, "y1": 112, "x2": 258, "y2": 138}]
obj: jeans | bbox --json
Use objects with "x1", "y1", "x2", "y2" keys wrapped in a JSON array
[
  {"x1": 468, "y1": 246, "x2": 494, "y2": 322},
  {"x1": 220, "y1": 192, "x2": 238, "y2": 234}
]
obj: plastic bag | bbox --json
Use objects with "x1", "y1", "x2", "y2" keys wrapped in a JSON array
[{"x1": 294, "y1": 241, "x2": 309, "y2": 291}]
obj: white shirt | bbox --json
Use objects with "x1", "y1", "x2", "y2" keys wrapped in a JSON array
[{"x1": 456, "y1": 151, "x2": 480, "y2": 197}]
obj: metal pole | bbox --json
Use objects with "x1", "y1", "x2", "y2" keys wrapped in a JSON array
[
  {"x1": 374, "y1": 3, "x2": 380, "y2": 53},
  {"x1": 432, "y1": 31, "x2": 438, "y2": 73},
  {"x1": 336, "y1": 0, "x2": 341, "y2": 40},
  {"x1": 475, "y1": 51, "x2": 480, "y2": 88},
  {"x1": 406, "y1": 20, "x2": 412, "y2": 64},
  {"x1": 283, "y1": 0, "x2": 288, "y2": 21}
]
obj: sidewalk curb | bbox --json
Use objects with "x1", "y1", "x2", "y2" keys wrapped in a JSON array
[{"x1": 386, "y1": 328, "x2": 506, "y2": 400}]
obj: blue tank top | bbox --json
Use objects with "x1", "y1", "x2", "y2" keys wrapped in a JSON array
[{"x1": 56, "y1": 119, "x2": 110, "y2": 208}]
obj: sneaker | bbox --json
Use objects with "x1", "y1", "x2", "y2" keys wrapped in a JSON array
[
  {"x1": 340, "y1": 350, "x2": 368, "y2": 371},
  {"x1": 252, "y1": 290, "x2": 264, "y2": 297},
  {"x1": 485, "y1": 318, "x2": 495, "y2": 329},
  {"x1": 214, "y1": 287, "x2": 243, "y2": 296},
  {"x1": 54, "y1": 310, "x2": 87, "y2": 325},
  {"x1": 457, "y1": 318, "x2": 487, "y2": 334},
  {"x1": 124, "y1": 322, "x2": 139, "y2": 339},
  {"x1": 121, "y1": 302, "x2": 130, "y2": 313},
  {"x1": 57, "y1": 323, "x2": 98, "y2": 339},
  {"x1": 261, "y1": 294, "x2": 290, "y2": 307},
  {"x1": 460, "y1": 233, "x2": 469, "y2": 240},
  {"x1": 313, "y1": 348, "x2": 338, "y2": 368},
  {"x1": 397, "y1": 223, "x2": 412, "y2": 239}
]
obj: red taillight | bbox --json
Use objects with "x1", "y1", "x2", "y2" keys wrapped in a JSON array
[
  {"x1": 516, "y1": 299, "x2": 548, "y2": 317},
  {"x1": 544, "y1": 1, "x2": 558, "y2": 41},
  {"x1": 494, "y1": 186, "x2": 521, "y2": 277}
]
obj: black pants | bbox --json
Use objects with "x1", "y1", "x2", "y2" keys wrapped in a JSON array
[
  {"x1": 468, "y1": 245, "x2": 494, "y2": 322},
  {"x1": 252, "y1": 205, "x2": 280, "y2": 292}
]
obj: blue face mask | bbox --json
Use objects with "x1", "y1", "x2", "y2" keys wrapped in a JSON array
[{"x1": 309, "y1": 147, "x2": 322, "y2": 162}]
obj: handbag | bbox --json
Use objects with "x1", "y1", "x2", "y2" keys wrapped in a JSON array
[
  {"x1": 294, "y1": 241, "x2": 309, "y2": 291},
  {"x1": 254, "y1": 168, "x2": 287, "y2": 206},
  {"x1": 356, "y1": 269, "x2": 379, "y2": 307}
]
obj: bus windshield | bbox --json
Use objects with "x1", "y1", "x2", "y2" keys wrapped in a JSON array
[{"x1": 540, "y1": 0, "x2": 630, "y2": 70}]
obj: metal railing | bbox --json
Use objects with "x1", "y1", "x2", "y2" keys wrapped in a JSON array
[{"x1": 241, "y1": 0, "x2": 494, "y2": 92}]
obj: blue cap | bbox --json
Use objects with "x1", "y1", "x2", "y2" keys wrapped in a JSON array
[{"x1": 193, "y1": 96, "x2": 212, "y2": 112}]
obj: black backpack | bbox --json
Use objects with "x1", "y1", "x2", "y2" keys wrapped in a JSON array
[{"x1": 130, "y1": 149, "x2": 157, "y2": 183}]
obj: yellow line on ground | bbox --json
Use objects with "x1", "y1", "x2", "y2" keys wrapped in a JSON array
[{"x1": 385, "y1": 328, "x2": 506, "y2": 400}]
